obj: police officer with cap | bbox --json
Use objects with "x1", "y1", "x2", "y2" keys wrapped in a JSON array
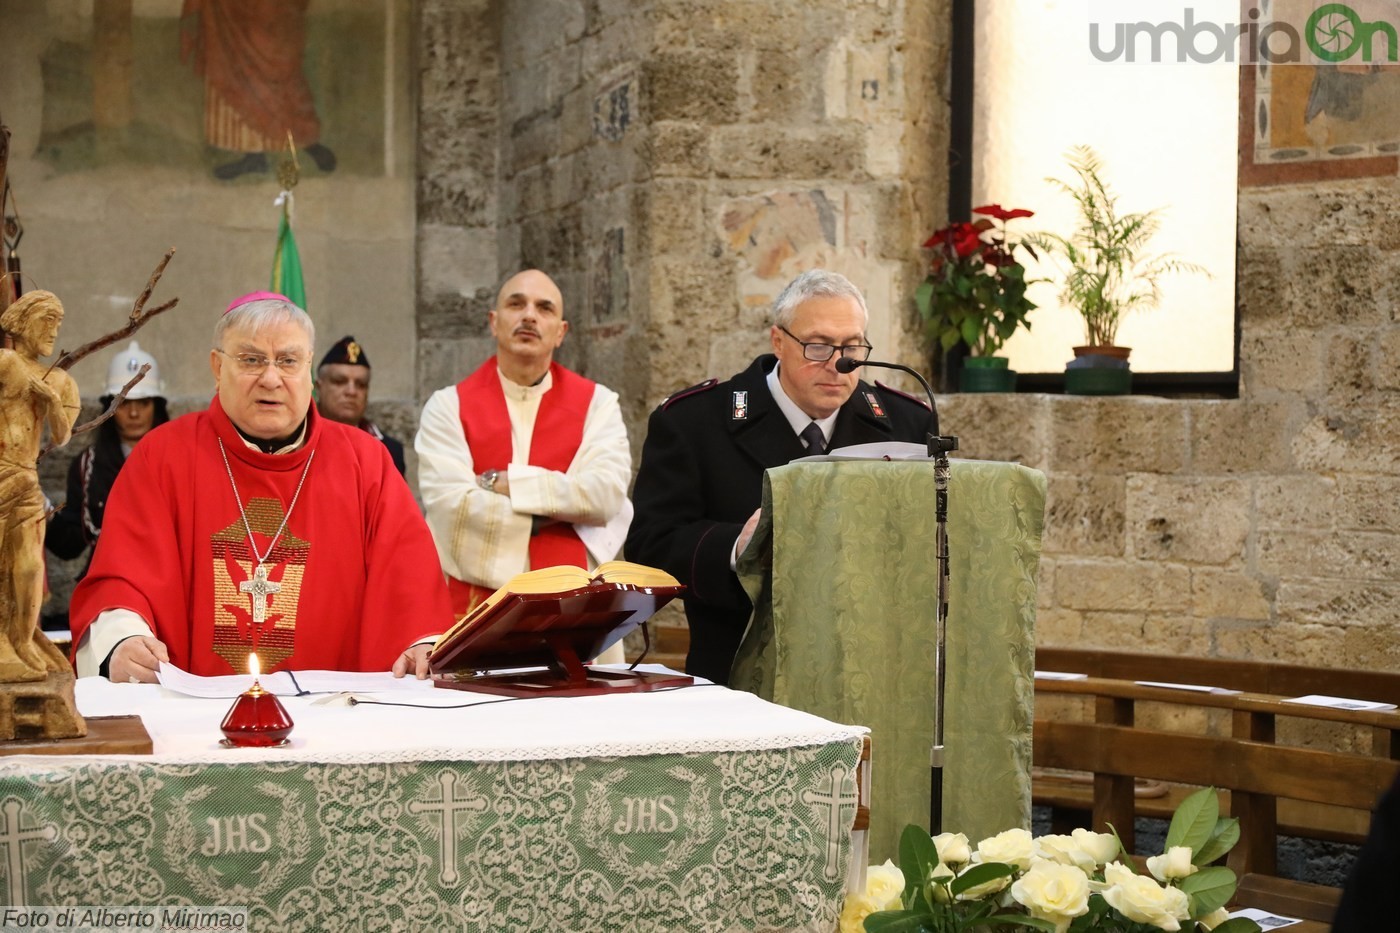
[
  {"x1": 47, "y1": 340, "x2": 171, "y2": 578},
  {"x1": 315, "y1": 335, "x2": 406, "y2": 476}
]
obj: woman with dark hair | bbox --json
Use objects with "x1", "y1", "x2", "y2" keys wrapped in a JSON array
[{"x1": 46, "y1": 341, "x2": 170, "y2": 576}]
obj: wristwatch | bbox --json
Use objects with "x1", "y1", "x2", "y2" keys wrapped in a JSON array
[{"x1": 477, "y1": 469, "x2": 500, "y2": 491}]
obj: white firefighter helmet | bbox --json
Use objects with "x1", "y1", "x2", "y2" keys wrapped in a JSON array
[{"x1": 105, "y1": 340, "x2": 164, "y2": 399}]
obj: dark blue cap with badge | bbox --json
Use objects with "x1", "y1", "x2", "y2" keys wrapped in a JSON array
[{"x1": 319, "y1": 335, "x2": 370, "y2": 369}]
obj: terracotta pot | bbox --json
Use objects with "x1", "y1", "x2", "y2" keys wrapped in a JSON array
[{"x1": 1072, "y1": 345, "x2": 1132, "y2": 361}]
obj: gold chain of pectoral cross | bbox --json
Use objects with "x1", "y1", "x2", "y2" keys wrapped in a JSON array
[{"x1": 218, "y1": 439, "x2": 316, "y2": 627}]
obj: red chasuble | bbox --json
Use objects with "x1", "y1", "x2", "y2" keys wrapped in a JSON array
[
  {"x1": 448, "y1": 360, "x2": 596, "y2": 612},
  {"x1": 69, "y1": 398, "x2": 453, "y2": 676}
]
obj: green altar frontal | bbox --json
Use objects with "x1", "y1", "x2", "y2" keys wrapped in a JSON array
[{"x1": 1, "y1": 738, "x2": 861, "y2": 931}]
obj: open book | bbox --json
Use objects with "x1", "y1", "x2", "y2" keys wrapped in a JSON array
[
  {"x1": 433, "y1": 560, "x2": 680, "y2": 651},
  {"x1": 427, "y1": 560, "x2": 686, "y2": 695}
]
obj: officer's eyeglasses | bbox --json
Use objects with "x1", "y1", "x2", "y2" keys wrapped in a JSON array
[{"x1": 777, "y1": 325, "x2": 873, "y2": 363}]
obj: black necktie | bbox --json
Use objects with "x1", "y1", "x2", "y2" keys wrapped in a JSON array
[{"x1": 800, "y1": 421, "x2": 827, "y2": 455}]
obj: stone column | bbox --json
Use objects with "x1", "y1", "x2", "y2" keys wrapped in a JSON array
[{"x1": 416, "y1": 0, "x2": 502, "y2": 400}]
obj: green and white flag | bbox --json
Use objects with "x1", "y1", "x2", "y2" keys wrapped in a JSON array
[{"x1": 272, "y1": 195, "x2": 307, "y2": 310}]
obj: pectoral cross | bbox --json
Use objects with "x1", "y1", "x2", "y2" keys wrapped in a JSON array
[{"x1": 239, "y1": 564, "x2": 281, "y2": 625}]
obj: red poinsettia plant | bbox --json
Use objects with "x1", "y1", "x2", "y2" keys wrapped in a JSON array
[{"x1": 915, "y1": 204, "x2": 1039, "y2": 358}]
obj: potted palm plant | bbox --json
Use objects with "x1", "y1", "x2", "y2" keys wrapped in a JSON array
[
  {"x1": 915, "y1": 204, "x2": 1038, "y2": 393},
  {"x1": 1030, "y1": 146, "x2": 1206, "y2": 395}
]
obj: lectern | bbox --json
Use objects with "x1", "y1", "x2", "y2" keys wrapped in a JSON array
[{"x1": 732, "y1": 458, "x2": 1045, "y2": 861}]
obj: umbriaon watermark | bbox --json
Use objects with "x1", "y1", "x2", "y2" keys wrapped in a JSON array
[{"x1": 1088, "y1": 3, "x2": 1400, "y2": 64}]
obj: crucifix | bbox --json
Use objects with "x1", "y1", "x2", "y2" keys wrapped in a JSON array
[
  {"x1": 239, "y1": 565, "x2": 281, "y2": 626},
  {"x1": 408, "y1": 770, "x2": 488, "y2": 887},
  {"x1": 1, "y1": 799, "x2": 57, "y2": 907},
  {"x1": 800, "y1": 762, "x2": 857, "y2": 883}
]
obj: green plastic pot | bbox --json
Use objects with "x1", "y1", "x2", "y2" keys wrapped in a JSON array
[{"x1": 960, "y1": 356, "x2": 1017, "y2": 393}]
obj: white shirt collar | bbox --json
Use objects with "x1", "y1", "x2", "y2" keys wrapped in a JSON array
[
  {"x1": 496, "y1": 364, "x2": 553, "y2": 401},
  {"x1": 766, "y1": 363, "x2": 838, "y2": 445}
]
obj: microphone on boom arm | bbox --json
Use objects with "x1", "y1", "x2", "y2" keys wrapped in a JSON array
[{"x1": 834, "y1": 356, "x2": 955, "y2": 454}]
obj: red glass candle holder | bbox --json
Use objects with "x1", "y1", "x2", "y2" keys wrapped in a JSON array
[{"x1": 220, "y1": 681, "x2": 294, "y2": 748}]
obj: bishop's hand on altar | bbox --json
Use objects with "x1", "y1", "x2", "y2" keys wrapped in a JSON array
[{"x1": 68, "y1": 292, "x2": 454, "y2": 683}]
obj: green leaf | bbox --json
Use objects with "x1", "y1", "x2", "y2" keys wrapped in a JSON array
[
  {"x1": 898, "y1": 824, "x2": 940, "y2": 909},
  {"x1": 966, "y1": 916, "x2": 1059, "y2": 932},
  {"x1": 1104, "y1": 824, "x2": 1135, "y2": 872},
  {"x1": 863, "y1": 909, "x2": 935, "y2": 932},
  {"x1": 1178, "y1": 865, "x2": 1237, "y2": 916},
  {"x1": 862, "y1": 902, "x2": 929, "y2": 924},
  {"x1": 914, "y1": 280, "x2": 934, "y2": 320},
  {"x1": 959, "y1": 318, "x2": 979, "y2": 349},
  {"x1": 1166, "y1": 787, "x2": 1219, "y2": 854},
  {"x1": 949, "y1": 861, "x2": 1014, "y2": 896},
  {"x1": 1206, "y1": 919, "x2": 1264, "y2": 933},
  {"x1": 1193, "y1": 817, "x2": 1240, "y2": 866}
]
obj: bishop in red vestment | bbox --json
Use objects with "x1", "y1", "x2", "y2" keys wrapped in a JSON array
[{"x1": 70, "y1": 293, "x2": 452, "y2": 681}]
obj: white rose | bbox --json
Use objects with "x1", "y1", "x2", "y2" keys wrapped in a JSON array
[
  {"x1": 1099, "y1": 865, "x2": 1191, "y2": 931},
  {"x1": 865, "y1": 860, "x2": 905, "y2": 910},
  {"x1": 838, "y1": 892, "x2": 880, "y2": 933},
  {"x1": 1101, "y1": 861, "x2": 1135, "y2": 886},
  {"x1": 1198, "y1": 906, "x2": 1231, "y2": 930},
  {"x1": 838, "y1": 861, "x2": 906, "y2": 933},
  {"x1": 976, "y1": 828, "x2": 1035, "y2": 870},
  {"x1": 1010, "y1": 861, "x2": 1091, "y2": 933},
  {"x1": 1071, "y1": 828, "x2": 1120, "y2": 866},
  {"x1": 933, "y1": 831, "x2": 971, "y2": 865},
  {"x1": 929, "y1": 861, "x2": 955, "y2": 903},
  {"x1": 1034, "y1": 833, "x2": 1098, "y2": 872},
  {"x1": 1146, "y1": 846, "x2": 1198, "y2": 882}
]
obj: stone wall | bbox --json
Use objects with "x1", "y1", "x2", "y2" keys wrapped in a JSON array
[
  {"x1": 414, "y1": 0, "x2": 948, "y2": 441},
  {"x1": 636, "y1": 0, "x2": 945, "y2": 419},
  {"x1": 941, "y1": 180, "x2": 1400, "y2": 674},
  {"x1": 35, "y1": 0, "x2": 1400, "y2": 677}
]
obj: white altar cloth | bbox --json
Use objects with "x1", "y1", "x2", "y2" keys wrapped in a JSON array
[{"x1": 53, "y1": 666, "x2": 867, "y2": 766}]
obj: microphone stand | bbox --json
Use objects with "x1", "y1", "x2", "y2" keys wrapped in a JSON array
[{"x1": 837, "y1": 357, "x2": 958, "y2": 834}]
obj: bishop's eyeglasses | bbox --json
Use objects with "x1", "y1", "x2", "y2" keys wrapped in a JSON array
[
  {"x1": 777, "y1": 325, "x2": 873, "y2": 363},
  {"x1": 216, "y1": 349, "x2": 308, "y2": 376}
]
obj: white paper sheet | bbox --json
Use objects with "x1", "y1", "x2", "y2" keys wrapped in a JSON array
[
  {"x1": 1135, "y1": 680, "x2": 1241, "y2": 695},
  {"x1": 157, "y1": 662, "x2": 436, "y2": 698},
  {"x1": 1227, "y1": 906, "x2": 1301, "y2": 928},
  {"x1": 1285, "y1": 693, "x2": 1397, "y2": 712}
]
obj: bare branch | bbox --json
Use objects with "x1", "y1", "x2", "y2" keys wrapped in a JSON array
[
  {"x1": 53, "y1": 248, "x2": 179, "y2": 371},
  {"x1": 39, "y1": 365, "x2": 149, "y2": 458}
]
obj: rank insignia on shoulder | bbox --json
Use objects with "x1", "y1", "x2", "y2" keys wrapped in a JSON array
[
  {"x1": 661, "y1": 378, "x2": 718, "y2": 410},
  {"x1": 874, "y1": 380, "x2": 931, "y2": 411},
  {"x1": 732, "y1": 390, "x2": 749, "y2": 420},
  {"x1": 864, "y1": 391, "x2": 887, "y2": 419}
]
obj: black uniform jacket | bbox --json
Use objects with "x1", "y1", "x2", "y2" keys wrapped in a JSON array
[{"x1": 625, "y1": 354, "x2": 936, "y2": 684}]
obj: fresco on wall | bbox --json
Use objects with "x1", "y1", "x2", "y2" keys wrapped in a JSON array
[
  {"x1": 1240, "y1": 0, "x2": 1400, "y2": 185},
  {"x1": 21, "y1": 0, "x2": 394, "y2": 181}
]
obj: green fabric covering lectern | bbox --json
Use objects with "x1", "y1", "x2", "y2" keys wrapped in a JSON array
[{"x1": 733, "y1": 458, "x2": 1046, "y2": 862}]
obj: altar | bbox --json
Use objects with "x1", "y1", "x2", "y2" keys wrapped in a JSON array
[{"x1": 0, "y1": 672, "x2": 866, "y2": 932}]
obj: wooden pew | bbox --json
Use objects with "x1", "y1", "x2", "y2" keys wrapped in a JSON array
[
  {"x1": 1033, "y1": 659, "x2": 1400, "y2": 930},
  {"x1": 1036, "y1": 648, "x2": 1400, "y2": 707}
]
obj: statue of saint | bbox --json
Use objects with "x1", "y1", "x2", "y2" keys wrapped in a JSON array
[{"x1": 0, "y1": 290, "x2": 82, "y2": 681}]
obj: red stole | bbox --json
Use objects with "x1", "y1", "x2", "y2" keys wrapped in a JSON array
[{"x1": 449, "y1": 360, "x2": 596, "y2": 613}]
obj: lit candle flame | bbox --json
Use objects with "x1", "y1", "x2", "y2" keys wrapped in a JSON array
[{"x1": 248, "y1": 652, "x2": 261, "y2": 679}]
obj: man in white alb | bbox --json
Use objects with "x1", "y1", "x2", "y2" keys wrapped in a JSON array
[{"x1": 415, "y1": 270, "x2": 632, "y2": 663}]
